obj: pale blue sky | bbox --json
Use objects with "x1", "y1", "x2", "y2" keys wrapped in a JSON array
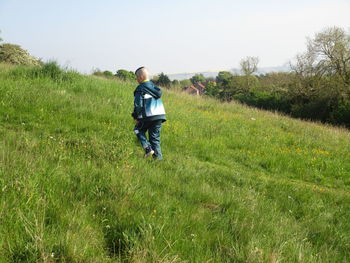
[{"x1": 0, "y1": 0, "x2": 349, "y2": 74}]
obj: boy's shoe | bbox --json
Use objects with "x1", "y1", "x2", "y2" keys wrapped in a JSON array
[
  {"x1": 152, "y1": 154, "x2": 162, "y2": 161},
  {"x1": 144, "y1": 146, "x2": 154, "y2": 158}
]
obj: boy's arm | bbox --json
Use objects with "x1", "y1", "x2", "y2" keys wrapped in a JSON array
[{"x1": 131, "y1": 91, "x2": 143, "y2": 119}]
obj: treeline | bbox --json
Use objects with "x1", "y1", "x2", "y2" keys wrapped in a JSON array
[
  {"x1": 204, "y1": 27, "x2": 350, "y2": 128},
  {"x1": 93, "y1": 69, "x2": 184, "y2": 88}
]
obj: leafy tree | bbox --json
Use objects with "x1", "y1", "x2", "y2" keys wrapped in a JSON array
[
  {"x1": 285, "y1": 27, "x2": 350, "y2": 126},
  {"x1": 204, "y1": 81, "x2": 219, "y2": 97},
  {"x1": 290, "y1": 27, "x2": 350, "y2": 104},
  {"x1": 258, "y1": 72, "x2": 293, "y2": 91},
  {"x1": 216, "y1": 71, "x2": 233, "y2": 85},
  {"x1": 290, "y1": 27, "x2": 350, "y2": 89},
  {"x1": 190, "y1": 74, "x2": 206, "y2": 84},
  {"x1": 0, "y1": 43, "x2": 40, "y2": 66},
  {"x1": 172, "y1": 79, "x2": 180, "y2": 85},
  {"x1": 155, "y1": 72, "x2": 171, "y2": 87},
  {"x1": 116, "y1": 69, "x2": 136, "y2": 81},
  {"x1": 180, "y1": 79, "x2": 192, "y2": 87},
  {"x1": 306, "y1": 26, "x2": 350, "y2": 85},
  {"x1": 219, "y1": 75, "x2": 248, "y2": 100},
  {"x1": 103, "y1": 70, "x2": 114, "y2": 78}
]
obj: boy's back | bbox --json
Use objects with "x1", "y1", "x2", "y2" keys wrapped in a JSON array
[{"x1": 132, "y1": 80, "x2": 166, "y2": 122}]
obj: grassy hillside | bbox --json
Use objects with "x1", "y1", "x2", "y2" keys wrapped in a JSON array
[{"x1": 0, "y1": 63, "x2": 350, "y2": 263}]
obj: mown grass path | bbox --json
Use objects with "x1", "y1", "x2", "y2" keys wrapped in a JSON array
[{"x1": 1, "y1": 64, "x2": 349, "y2": 262}]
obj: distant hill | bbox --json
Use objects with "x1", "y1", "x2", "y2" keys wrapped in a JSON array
[
  {"x1": 167, "y1": 65, "x2": 291, "y2": 80},
  {"x1": 254, "y1": 64, "x2": 291, "y2": 75},
  {"x1": 167, "y1": 71, "x2": 219, "y2": 81}
]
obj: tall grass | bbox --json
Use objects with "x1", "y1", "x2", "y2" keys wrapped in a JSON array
[{"x1": 0, "y1": 63, "x2": 349, "y2": 262}]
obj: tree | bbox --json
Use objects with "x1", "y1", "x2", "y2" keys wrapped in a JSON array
[
  {"x1": 0, "y1": 43, "x2": 40, "y2": 66},
  {"x1": 155, "y1": 72, "x2": 171, "y2": 87},
  {"x1": 240, "y1": 56, "x2": 259, "y2": 76},
  {"x1": 103, "y1": 70, "x2": 114, "y2": 78},
  {"x1": 239, "y1": 57, "x2": 259, "y2": 92},
  {"x1": 213, "y1": 72, "x2": 238, "y2": 100},
  {"x1": 306, "y1": 26, "x2": 350, "y2": 85},
  {"x1": 190, "y1": 74, "x2": 206, "y2": 84},
  {"x1": 291, "y1": 52, "x2": 316, "y2": 78},
  {"x1": 116, "y1": 69, "x2": 136, "y2": 81},
  {"x1": 259, "y1": 72, "x2": 295, "y2": 93},
  {"x1": 287, "y1": 27, "x2": 350, "y2": 126},
  {"x1": 216, "y1": 71, "x2": 233, "y2": 85},
  {"x1": 204, "y1": 81, "x2": 219, "y2": 97},
  {"x1": 290, "y1": 27, "x2": 350, "y2": 102},
  {"x1": 180, "y1": 79, "x2": 192, "y2": 87},
  {"x1": 172, "y1": 79, "x2": 180, "y2": 85}
]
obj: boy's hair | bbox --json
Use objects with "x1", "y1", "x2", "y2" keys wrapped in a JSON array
[{"x1": 135, "y1": 67, "x2": 149, "y2": 79}]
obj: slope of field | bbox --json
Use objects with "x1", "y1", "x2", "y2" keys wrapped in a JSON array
[{"x1": 1, "y1": 63, "x2": 349, "y2": 263}]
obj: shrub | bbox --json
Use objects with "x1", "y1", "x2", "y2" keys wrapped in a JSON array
[
  {"x1": 234, "y1": 91, "x2": 291, "y2": 112},
  {"x1": 0, "y1": 43, "x2": 41, "y2": 66},
  {"x1": 102, "y1": 70, "x2": 114, "y2": 78},
  {"x1": 116, "y1": 69, "x2": 136, "y2": 82},
  {"x1": 329, "y1": 100, "x2": 350, "y2": 127}
]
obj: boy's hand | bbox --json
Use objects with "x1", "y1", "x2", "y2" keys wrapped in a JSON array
[{"x1": 134, "y1": 119, "x2": 139, "y2": 124}]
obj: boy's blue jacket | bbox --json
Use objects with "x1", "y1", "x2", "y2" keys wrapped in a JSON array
[{"x1": 132, "y1": 81, "x2": 166, "y2": 122}]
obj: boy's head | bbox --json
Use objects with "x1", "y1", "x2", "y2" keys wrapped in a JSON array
[{"x1": 135, "y1": 67, "x2": 149, "y2": 83}]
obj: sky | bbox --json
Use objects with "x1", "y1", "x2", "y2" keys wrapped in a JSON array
[{"x1": 0, "y1": 0, "x2": 349, "y2": 75}]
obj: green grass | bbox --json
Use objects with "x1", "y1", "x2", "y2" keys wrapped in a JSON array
[{"x1": 0, "y1": 63, "x2": 349, "y2": 262}]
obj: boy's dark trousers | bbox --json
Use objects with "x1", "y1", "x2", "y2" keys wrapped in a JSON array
[{"x1": 134, "y1": 120, "x2": 163, "y2": 159}]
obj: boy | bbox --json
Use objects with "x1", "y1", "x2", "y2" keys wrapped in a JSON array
[{"x1": 132, "y1": 67, "x2": 166, "y2": 159}]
